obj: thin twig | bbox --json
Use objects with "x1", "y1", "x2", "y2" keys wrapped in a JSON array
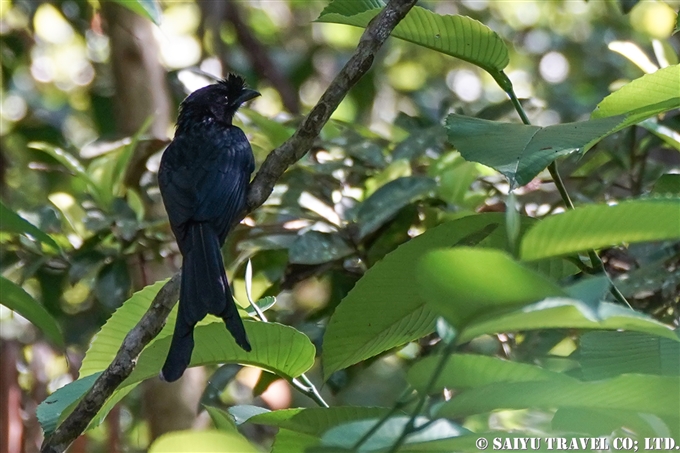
[
  {"x1": 504, "y1": 82, "x2": 632, "y2": 309},
  {"x1": 387, "y1": 340, "x2": 457, "y2": 453},
  {"x1": 245, "y1": 261, "x2": 328, "y2": 407},
  {"x1": 40, "y1": 2, "x2": 418, "y2": 451},
  {"x1": 352, "y1": 387, "x2": 415, "y2": 451}
]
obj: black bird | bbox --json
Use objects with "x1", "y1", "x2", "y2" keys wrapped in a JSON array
[{"x1": 158, "y1": 74, "x2": 260, "y2": 382}]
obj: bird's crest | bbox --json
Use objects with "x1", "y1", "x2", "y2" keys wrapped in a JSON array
[{"x1": 219, "y1": 73, "x2": 247, "y2": 102}]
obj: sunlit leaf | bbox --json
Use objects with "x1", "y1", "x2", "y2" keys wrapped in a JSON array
[
  {"x1": 520, "y1": 199, "x2": 680, "y2": 261},
  {"x1": 459, "y1": 298, "x2": 678, "y2": 344},
  {"x1": 592, "y1": 64, "x2": 680, "y2": 128},
  {"x1": 445, "y1": 114, "x2": 626, "y2": 188},
  {"x1": 317, "y1": 1, "x2": 509, "y2": 74},
  {"x1": 418, "y1": 248, "x2": 566, "y2": 329},
  {"x1": 38, "y1": 280, "x2": 315, "y2": 436},
  {"x1": 0, "y1": 277, "x2": 64, "y2": 347},
  {"x1": 0, "y1": 201, "x2": 61, "y2": 251},
  {"x1": 149, "y1": 430, "x2": 258, "y2": 453}
]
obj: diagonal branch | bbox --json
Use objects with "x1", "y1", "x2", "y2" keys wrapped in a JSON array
[{"x1": 40, "y1": 1, "x2": 418, "y2": 452}]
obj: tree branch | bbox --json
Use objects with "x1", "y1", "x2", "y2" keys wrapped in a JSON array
[{"x1": 40, "y1": 1, "x2": 418, "y2": 451}]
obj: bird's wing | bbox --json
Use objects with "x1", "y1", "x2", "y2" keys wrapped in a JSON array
[{"x1": 159, "y1": 127, "x2": 254, "y2": 245}]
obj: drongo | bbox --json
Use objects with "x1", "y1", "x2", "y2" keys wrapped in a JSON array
[{"x1": 158, "y1": 74, "x2": 259, "y2": 382}]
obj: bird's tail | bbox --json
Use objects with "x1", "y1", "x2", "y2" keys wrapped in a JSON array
[{"x1": 161, "y1": 223, "x2": 251, "y2": 382}]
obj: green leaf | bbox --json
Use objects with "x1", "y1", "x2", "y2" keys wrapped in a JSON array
[
  {"x1": 241, "y1": 109, "x2": 295, "y2": 149},
  {"x1": 578, "y1": 331, "x2": 680, "y2": 380},
  {"x1": 322, "y1": 214, "x2": 506, "y2": 379},
  {"x1": 392, "y1": 127, "x2": 445, "y2": 161},
  {"x1": 37, "y1": 372, "x2": 101, "y2": 435},
  {"x1": 653, "y1": 174, "x2": 680, "y2": 195},
  {"x1": 247, "y1": 406, "x2": 393, "y2": 435},
  {"x1": 111, "y1": 0, "x2": 162, "y2": 25},
  {"x1": 272, "y1": 429, "x2": 320, "y2": 453},
  {"x1": 445, "y1": 114, "x2": 626, "y2": 188},
  {"x1": 129, "y1": 321, "x2": 315, "y2": 381},
  {"x1": 28, "y1": 142, "x2": 91, "y2": 185},
  {"x1": 458, "y1": 298, "x2": 678, "y2": 344},
  {"x1": 0, "y1": 201, "x2": 61, "y2": 251},
  {"x1": 95, "y1": 259, "x2": 131, "y2": 310},
  {"x1": 245, "y1": 296, "x2": 276, "y2": 318},
  {"x1": 39, "y1": 280, "x2": 315, "y2": 436},
  {"x1": 407, "y1": 354, "x2": 573, "y2": 394},
  {"x1": 317, "y1": 1, "x2": 509, "y2": 74},
  {"x1": 321, "y1": 417, "x2": 466, "y2": 451},
  {"x1": 592, "y1": 64, "x2": 680, "y2": 129},
  {"x1": 149, "y1": 430, "x2": 259, "y2": 453},
  {"x1": 289, "y1": 231, "x2": 354, "y2": 265},
  {"x1": 0, "y1": 276, "x2": 64, "y2": 347},
  {"x1": 204, "y1": 405, "x2": 239, "y2": 433},
  {"x1": 520, "y1": 199, "x2": 680, "y2": 261},
  {"x1": 355, "y1": 176, "x2": 436, "y2": 239},
  {"x1": 418, "y1": 248, "x2": 566, "y2": 329},
  {"x1": 437, "y1": 374, "x2": 680, "y2": 419}
]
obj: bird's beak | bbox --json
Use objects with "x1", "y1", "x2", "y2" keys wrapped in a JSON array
[{"x1": 234, "y1": 89, "x2": 261, "y2": 106}]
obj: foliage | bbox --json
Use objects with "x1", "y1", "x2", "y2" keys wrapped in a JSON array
[{"x1": 1, "y1": 0, "x2": 679, "y2": 451}]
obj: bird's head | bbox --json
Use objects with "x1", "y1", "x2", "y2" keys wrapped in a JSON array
[{"x1": 176, "y1": 73, "x2": 260, "y2": 131}]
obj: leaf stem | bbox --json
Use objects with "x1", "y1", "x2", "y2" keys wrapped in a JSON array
[
  {"x1": 387, "y1": 339, "x2": 457, "y2": 453},
  {"x1": 352, "y1": 387, "x2": 415, "y2": 451},
  {"x1": 502, "y1": 76, "x2": 632, "y2": 309},
  {"x1": 245, "y1": 260, "x2": 329, "y2": 408}
]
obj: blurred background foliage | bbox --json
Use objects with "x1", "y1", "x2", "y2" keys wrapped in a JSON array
[{"x1": 1, "y1": 0, "x2": 678, "y2": 451}]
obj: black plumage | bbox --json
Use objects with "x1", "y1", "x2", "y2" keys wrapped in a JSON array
[{"x1": 158, "y1": 74, "x2": 260, "y2": 382}]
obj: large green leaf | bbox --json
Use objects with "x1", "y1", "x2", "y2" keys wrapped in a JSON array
[
  {"x1": 520, "y1": 199, "x2": 680, "y2": 261},
  {"x1": 458, "y1": 298, "x2": 678, "y2": 344},
  {"x1": 0, "y1": 277, "x2": 64, "y2": 347},
  {"x1": 0, "y1": 200, "x2": 61, "y2": 251},
  {"x1": 317, "y1": 0, "x2": 509, "y2": 74},
  {"x1": 578, "y1": 331, "x2": 680, "y2": 380},
  {"x1": 592, "y1": 64, "x2": 680, "y2": 128},
  {"x1": 417, "y1": 248, "x2": 677, "y2": 343},
  {"x1": 39, "y1": 280, "x2": 315, "y2": 436},
  {"x1": 406, "y1": 354, "x2": 573, "y2": 394},
  {"x1": 445, "y1": 114, "x2": 625, "y2": 188},
  {"x1": 418, "y1": 248, "x2": 566, "y2": 329},
  {"x1": 149, "y1": 430, "x2": 259, "y2": 453},
  {"x1": 322, "y1": 214, "x2": 507, "y2": 379},
  {"x1": 437, "y1": 374, "x2": 680, "y2": 419}
]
